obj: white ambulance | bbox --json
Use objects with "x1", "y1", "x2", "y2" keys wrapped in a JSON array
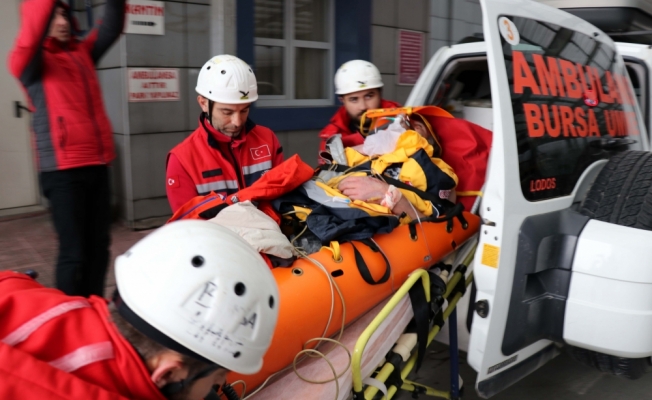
[{"x1": 406, "y1": 0, "x2": 652, "y2": 397}]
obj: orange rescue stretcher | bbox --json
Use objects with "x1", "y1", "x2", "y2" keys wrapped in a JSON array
[{"x1": 227, "y1": 211, "x2": 481, "y2": 395}]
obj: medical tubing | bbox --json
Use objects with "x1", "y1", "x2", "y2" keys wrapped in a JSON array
[
  {"x1": 221, "y1": 383, "x2": 241, "y2": 400},
  {"x1": 227, "y1": 380, "x2": 247, "y2": 398},
  {"x1": 243, "y1": 248, "x2": 348, "y2": 400},
  {"x1": 407, "y1": 199, "x2": 435, "y2": 263}
]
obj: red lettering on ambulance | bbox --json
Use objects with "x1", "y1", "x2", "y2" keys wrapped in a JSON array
[
  {"x1": 533, "y1": 54, "x2": 565, "y2": 97},
  {"x1": 560, "y1": 59, "x2": 582, "y2": 99},
  {"x1": 513, "y1": 51, "x2": 541, "y2": 95},
  {"x1": 524, "y1": 103, "x2": 545, "y2": 137}
]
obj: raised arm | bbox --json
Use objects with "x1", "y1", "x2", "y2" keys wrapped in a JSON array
[
  {"x1": 8, "y1": 0, "x2": 58, "y2": 86},
  {"x1": 88, "y1": 0, "x2": 126, "y2": 63}
]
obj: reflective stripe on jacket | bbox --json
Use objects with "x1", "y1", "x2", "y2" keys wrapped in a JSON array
[
  {"x1": 0, "y1": 271, "x2": 165, "y2": 399},
  {"x1": 166, "y1": 114, "x2": 284, "y2": 212},
  {"x1": 168, "y1": 154, "x2": 314, "y2": 223}
]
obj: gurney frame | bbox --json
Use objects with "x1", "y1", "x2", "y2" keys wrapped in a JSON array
[{"x1": 352, "y1": 245, "x2": 477, "y2": 400}]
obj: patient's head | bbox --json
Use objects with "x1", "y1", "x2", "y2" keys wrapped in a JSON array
[{"x1": 409, "y1": 115, "x2": 442, "y2": 157}]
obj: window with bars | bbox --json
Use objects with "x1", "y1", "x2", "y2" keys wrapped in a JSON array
[{"x1": 254, "y1": 0, "x2": 334, "y2": 107}]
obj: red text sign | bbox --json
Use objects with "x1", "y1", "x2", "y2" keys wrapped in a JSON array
[{"x1": 128, "y1": 68, "x2": 180, "y2": 102}]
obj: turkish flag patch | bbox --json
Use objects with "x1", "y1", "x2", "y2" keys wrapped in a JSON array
[
  {"x1": 167, "y1": 175, "x2": 180, "y2": 188},
  {"x1": 250, "y1": 145, "x2": 271, "y2": 160}
]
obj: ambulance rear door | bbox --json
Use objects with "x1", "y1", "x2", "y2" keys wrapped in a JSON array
[{"x1": 471, "y1": 0, "x2": 647, "y2": 397}]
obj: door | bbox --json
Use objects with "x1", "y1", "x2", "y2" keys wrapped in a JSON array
[
  {"x1": 0, "y1": 0, "x2": 40, "y2": 214},
  {"x1": 469, "y1": 0, "x2": 646, "y2": 397}
]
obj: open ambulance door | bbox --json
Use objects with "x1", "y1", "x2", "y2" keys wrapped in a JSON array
[{"x1": 469, "y1": 0, "x2": 647, "y2": 397}]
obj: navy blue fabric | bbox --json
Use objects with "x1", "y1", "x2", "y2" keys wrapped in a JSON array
[
  {"x1": 272, "y1": 186, "x2": 399, "y2": 243},
  {"x1": 411, "y1": 149, "x2": 457, "y2": 193}
]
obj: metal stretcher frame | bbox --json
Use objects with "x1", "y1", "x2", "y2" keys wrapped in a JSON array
[{"x1": 352, "y1": 246, "x2": 477, "y2": 400}]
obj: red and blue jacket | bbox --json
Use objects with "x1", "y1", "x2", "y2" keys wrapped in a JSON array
[
  {"x1": 8, "y1": 0, "x2": 124, "y2": 172},
  {"x1": 166, "y1": 114, "x2": 284, "y2": 212}
]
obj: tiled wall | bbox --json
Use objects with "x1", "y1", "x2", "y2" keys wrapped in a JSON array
[
  {"x1": 429, "y1": 0, "x2": 483, "y2": 55},
  {"x1": 75, "y1": 0, "x2": 211, "y2": 227},
  {"x1": 277, "y1": 130, "x2": 321, "y2": 168},
  {"x1": 371, "y1": 0, "x2": 430, "y2": 105}
]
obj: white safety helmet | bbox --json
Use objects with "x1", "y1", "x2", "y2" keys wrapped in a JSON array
[
  {"x1": 334, "y1": 60, "x2": 384, "y2": 95},
  {"x1": 114, "y1": 220, "x2": 279, "y2": 375},
  {"x1": 196, "y1": 55, "x2": 258, "y2": 104}
]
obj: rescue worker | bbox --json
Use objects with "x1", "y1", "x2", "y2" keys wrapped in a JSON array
[
  {"x1": 166, "y1": 55, "x2": 284, "y2": 212},
  {"x1": 0, "y1": 220, "x2": 279, "y2": 400},
  {"x1": 8, "y1": 0, "x2": 125, "y2": 298},
  {"x1": 318, "y1": 60, "x2": 401, "y2": 162}
]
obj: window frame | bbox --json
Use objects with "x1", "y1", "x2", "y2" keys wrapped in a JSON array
[
  {"x1": 623, "y1": 57, "x2": 650, "y2": 134},
  {"x1": 254, "y1": 0, "x2": 335, "y2": 107}
]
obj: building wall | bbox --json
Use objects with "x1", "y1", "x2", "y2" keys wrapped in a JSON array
[
  {"x1": 371, "y1": 0, "x2": 430, "y2": 105},
  {"x1": 74, "y1": 0, "x2": 211, "y2": 228},
  {"x1": 429, "y1": 0, "x2": 483, "y2": 56}
]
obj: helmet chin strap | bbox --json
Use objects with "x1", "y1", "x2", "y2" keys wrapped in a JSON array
[
  {"x1": 160, "y1": 364, "x2": 222, "y2": 398},
  {"x1": 207, "y1": 100, "x2": 215, "y2": 127}
]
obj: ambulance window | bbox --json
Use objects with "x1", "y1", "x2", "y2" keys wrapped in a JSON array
[
  {"x1": 624, "y1": 60, "x2": 648, "y2": 132},
  {"x1": 428, "y1": 57, "x2": 491, "y2": 118},
  {"x1": 500, "y1": 16, "x2": 645, "y2": 202}
]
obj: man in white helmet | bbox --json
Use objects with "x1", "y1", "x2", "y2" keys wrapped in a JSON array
[
  {"x1": 166, "y1": 55, "x2": 284, "y2": 212},
  {"x1": 0, "y1": 221, "x2": 279, "y2": 400},
  {"x1": 318, "y1": 60, "x2": 401, "y2": 163}
]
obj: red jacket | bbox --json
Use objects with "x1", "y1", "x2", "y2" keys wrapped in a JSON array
[
  {"x1": 8, "y1": 0, "x2": 124, "y2": 172},
  {"x1": 166, "y1": 114, "x2": 284, "y2": 212},
  {"x1": 318, "y1": 99, "x2": 401, "y2": 160},
  {"x1": 0, "y1": 271, "x2": 165, "y2": 399},
  {"x1": 168, "y1": 154, "x2": 315, "y2": 223}
]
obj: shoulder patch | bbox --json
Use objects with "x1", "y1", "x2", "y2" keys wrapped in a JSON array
[{"x1": 167, "y1": 175, "x2": 180, "y2": 188}]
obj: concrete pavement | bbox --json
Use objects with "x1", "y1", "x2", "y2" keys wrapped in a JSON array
[{"x1": 0, "y1": 212, "x2": 149, "y2": 298}]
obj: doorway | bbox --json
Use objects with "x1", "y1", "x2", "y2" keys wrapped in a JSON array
[{"x1": 0, "y1": 0, "x2": 42, "y2": 217}]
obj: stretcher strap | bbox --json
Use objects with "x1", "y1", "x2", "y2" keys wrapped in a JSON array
[
  {"x1": 408, "y1": 277, "x2": 429, "y2": 371},
  {"x1": 330, "y1": 241, "x2": 341, "y2": 261},
  {"x1": 320, "y1": 241, "x2": 342, "y2": 262},
  {"x1": 350, "y1": 239, "x2": 391, "y2": 285},
  {"x1": 198, "y1": 202, "x2": 228, "y2": 219},
  {"x1": 456, "y1": 190, "x2": 483, "y2": 197},
  {"x1": 363, "y1": 377, "x2": 388, "y2": 398}
]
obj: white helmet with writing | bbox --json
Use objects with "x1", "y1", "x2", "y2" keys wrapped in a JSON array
[
  {"x1": 196, "y1": 54, "x2": 258, "y2": 104},
  {"x1": 114, "y1": 220, "x2": 279, "y2": 375},
  {"x1": 334, "y1": 60, "x2": 384, "y2": 95}
]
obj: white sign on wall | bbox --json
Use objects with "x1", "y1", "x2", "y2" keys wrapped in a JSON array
[
  {"x1": 124, "y1": 0, "x2": 165, "y2": 35},
  {"x1": 128, "y1": 68, "x2": 180, "y2": 102}
]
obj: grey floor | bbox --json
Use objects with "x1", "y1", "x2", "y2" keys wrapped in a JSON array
[{"x1": 394, "y1": 343, "x2": 652, "y2": 400}]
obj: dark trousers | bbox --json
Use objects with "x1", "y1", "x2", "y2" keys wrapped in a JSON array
[{"x1": 40, "y1": 166, "x2": 112, "y2": 297}]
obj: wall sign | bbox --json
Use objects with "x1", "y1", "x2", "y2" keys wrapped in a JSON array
[
  {"x1": 128, "y1": 68, "x2": 180, "y2": 102},
  {"x1": 398, "y1": 30, "x2": 425, "y2": 85},
  {"x1": 125, "y1": 0, "x2": 165, "y2": 35}
]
